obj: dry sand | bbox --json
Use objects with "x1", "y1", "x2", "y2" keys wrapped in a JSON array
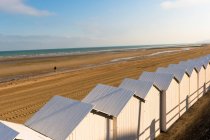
[{"x1": 0, "y1": 45, "x2": 210, "y2": 124}]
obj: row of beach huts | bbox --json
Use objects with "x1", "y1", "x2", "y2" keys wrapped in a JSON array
[{"x1": 1, "y1": 54, "x2": 210, "y2": 140}]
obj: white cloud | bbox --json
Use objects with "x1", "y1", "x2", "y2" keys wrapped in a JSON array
[
  {"x1": 161, "y1": 0, "x2": 210, "y2": 9},
  {"x1": 0, "y1": 0, "x2": 53, "y2": 16}
]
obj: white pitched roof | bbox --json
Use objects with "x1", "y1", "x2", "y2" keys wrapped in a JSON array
[
  {"x1": 156, "y1": 67, "x2": 187, "y2": 82},
  {"x1": 179, "y1": 61, "x2": 198, "y2": 73},
  {"x1": 0, "y1": 120, "x2": 52, "y2": 140},
  {"x1": 201, "y1": 56, "x2": 210, "y2": 62},
  {"x1": 196, "y1": 58, "x2": 209, "y2": 68},
  {"x1": 206, "y1": 54, "x2": 210, "y2": 60},
  {"x1": 83, "y1": 84, "x2": 134, "y2": 117},
  {"x1": 0, "y1": 122, "x2": 18, "y2": 140},
  {"x1": 186, "y1": 60, "x2": 204, "y2": 72},
  {"x1": 119, "y1": 78, "x2": 158, "y2": 100},
  {"x1": 168, "y1": 64, "x2": 192, "y2": 76},
  {"x1": 203, "y1": 55, "x2": 210, "y2": 61},
  {"x1": 25, "y1": 96, "x2": 94, "y2": 140},
  {"x1": 139, "y1": 72, "x2": 176, "y2": 91}
]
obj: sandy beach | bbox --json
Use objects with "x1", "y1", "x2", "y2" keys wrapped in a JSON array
[{"x1": 0, "y1": 45, "x2": 210, "y2": 124}]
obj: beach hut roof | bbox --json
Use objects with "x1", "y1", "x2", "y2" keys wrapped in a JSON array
[
  {"x1": 186, "y1": 60, "x2": 204, "y2": 71},
  {"x1": 202, "y1": 55, "x2": 209, "y2": 60},
  {"x1": 83, "y1": 84, "x2": 134, "y2": 117},
  {"x1": 25, "y1": 96, "x2": 94, "y2": 140},
  {"x1": 201, "y1": 56, "x2": 210, "y2": 62},
  {"x1": 156, "y1": 67, "x2": 187, "y2": 82},
  {"x1": 168, "y1": 64, "x2": 192, "y2": 76},
  {"x1": 179, "y1": 61, "x2": 199, "y2": 73},
  {"x1": 206, "y1": 55, "x2": 210, "y2": 61},
  {"x1": 206, "y1": 54, "x2": 210, "y2": 60},
  {"x1": 0, "y1": 120, "x2": 52, "y2": 140},
  {"x1": 119, "y1": 78, "x2": 159, "y2": 101},
  {"x1": 139, "y1": 72, "x2": 176, "y2": 91},
  {"x1": 196, "y1": 58, "x2": 209, "y2": 68},
  {"x1": 0, "y1": 122, "x2": 19, "y2": 140}
]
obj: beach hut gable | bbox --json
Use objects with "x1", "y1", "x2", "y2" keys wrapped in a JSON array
[
  {"x1": 186, "y1": 60, "x2": 204, "y2": 72},
  {"x1": 139, "y1": 72, "x2": 176, "y2": 91},
  {"x1": 119, "y1": 78, "x2": 156, "y2": 100},
  {"x1": 0, "y1": 122, "x2": 19, "y2": 140},
  {"x1": 156, "y1": 67, "x2": 186, "y2": 82},
  {"x1": 179, "y1": 61, "x2": 199, "y2": 73},
  {"x1": 25, "y1": 96, "x2": 94, "y2": 140},
  {"x1": 197, "y1": 58, "x2": 209, "y2": 68},
  {"x1": 83, "y1": 84, "x2": 135, "y2": 117},
  {"x1": 168, "y1": 64, "x2": 191, "y2": 76}
]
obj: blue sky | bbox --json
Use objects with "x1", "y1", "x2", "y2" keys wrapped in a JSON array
[{"x1": 0, "y1": 0, "x2": 210, "y2": 51}]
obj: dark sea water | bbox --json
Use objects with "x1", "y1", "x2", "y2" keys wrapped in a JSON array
[{"x1": 0, "y1": 44, "x2": 187, "y2": 58}]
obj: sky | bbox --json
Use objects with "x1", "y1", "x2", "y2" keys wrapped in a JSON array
[{"x1": 1, "y1": 0, "x2": 210, "y2": 51}]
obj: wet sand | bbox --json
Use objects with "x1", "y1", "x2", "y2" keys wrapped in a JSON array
[{"x1": 0, "y1": 45, "x2": 209, "y2": 123}]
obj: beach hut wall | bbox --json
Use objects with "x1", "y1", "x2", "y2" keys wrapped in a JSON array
[
  {"x1": 83, "y1": 84, "x2": 139, "y2": 140},
  {"x1": 179, "y1": 61, "x2": 202, "y2": 101},
  {"x1": 185, "y1": 60, "x2": 206, "y2": 98},
  {"x1": 156, "y1": 67, "x2": 190, "y2": 116},
  {"x1": 139, "y1": 72, "x2": 179, "y2": 132},
  {"x1": 119, "y1": 78, "x2": 160, "y2": 139},
  {"x1": 196, "y1": 57, "x2": 210, "y2": 91},
  {"x1": 168, "y1": 64, "x2": 198, "y2": 107}
]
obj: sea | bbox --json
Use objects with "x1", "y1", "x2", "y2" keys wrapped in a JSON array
[{"x1": 0, "y1": 44, "x2": 195, "y2": 58}]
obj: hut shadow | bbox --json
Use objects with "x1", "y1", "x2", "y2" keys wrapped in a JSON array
[
  {"x1": 137, "y1": 100, "x2": 141, "y2": 140},
  {"x1": 186, "y1": 95, "x2": 189, "y2": 111},
  {"x1": 204, "y1": 83, "x2": 206, "y2": 94},
  {"x1": 117, "y1": 133, "x2": 137, "y2": 140},
  {"x1": 149, "y1": 119, "x2": 155, "y2": 140}
]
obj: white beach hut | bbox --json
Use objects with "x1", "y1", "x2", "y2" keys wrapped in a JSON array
[
  {"x1": 204, "y1": 55, "x2": 210, "y2": 90},
  {"x1": 0, "y1": 120, "x2": 52, "y2": 140},
  {"x1": 184, "y1": 60, "x2": 206, "y2": 98},
  {"x1": 25, "y1": 96, "x2": 113, "y2": 140},
  {"x1": 119, "y1": 78, "x2": 160, "y2": 140},
  {"x1": 156, "y1": 67, "x2": 190, "y2": 116},
  {"x1": 168, "y1": 64, "x2": 198, "y2": 107},
  {"x1": 139, "y1": 72, "x2": 179, "y2": 132},
  {"x1": 83, "y1": 84, "x2": 138, "y2": 140},
  {"x1": 196, "y1": 57, "x2": 210, "y2": 91}
]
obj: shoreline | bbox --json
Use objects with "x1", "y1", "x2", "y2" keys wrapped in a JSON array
[
  {"x1": 0, "y1": 44, "x2": 202, "y2": 60},
  {"x1": 0, "y1": 46, "x2": 195, "y2": 84}
]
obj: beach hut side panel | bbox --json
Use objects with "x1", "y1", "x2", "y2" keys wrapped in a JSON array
[
  {"x1": 205, "y1": 65, "x2": 210, "y2": 90},
  {"x1": 165, "y1": 79, "x2": 179, "y2": 130},
  {"x1": 143, "y1": 86, "x2": 160, "y2": 140},
  {"x1": 179, "y1": 74, "x2": 190, "y2": 116},
  {"x1": 117, "y1": 97, "x2": 140, "y2": 140},
  {"x1": 189, "y1": 70, "x2": 198, "y2": 107},
  {"x1": 198, "y1": 67, "x2": 206, "y2": 98},
  {"x1": 67, "y1": 113, "x2": 112, "y2": 140}
]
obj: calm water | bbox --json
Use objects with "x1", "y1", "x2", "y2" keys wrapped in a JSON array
[{"x1": 0, "y1": 44, "x2": 183, "y2": 58}]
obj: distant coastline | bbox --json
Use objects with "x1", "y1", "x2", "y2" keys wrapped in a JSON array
[{"x1": 0, "y1": 44, "x2": 202, "y2": 58}]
